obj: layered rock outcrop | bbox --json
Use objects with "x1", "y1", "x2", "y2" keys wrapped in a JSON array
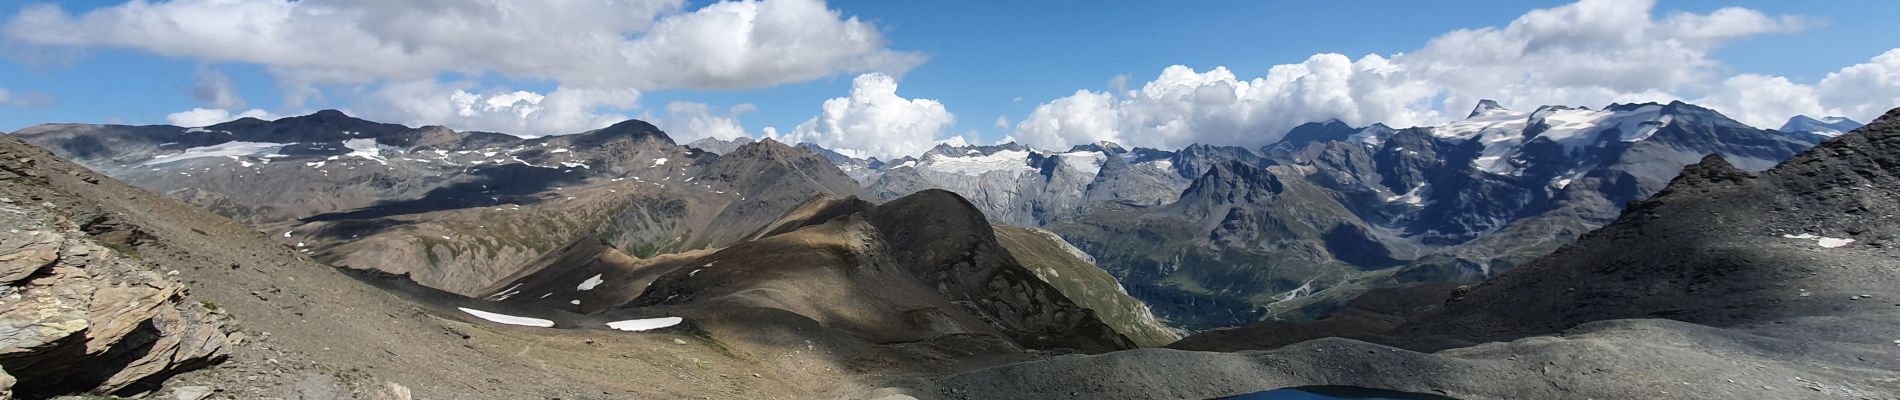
[{"x1": 0, "y1": 155, "x2": 232, "y2": 397}]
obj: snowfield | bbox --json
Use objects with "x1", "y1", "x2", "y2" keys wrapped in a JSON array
[
  {"x1": 921, "y1": 149, "x2": 1035, "y2": 177},
  {"x1": 141, "y1": 141, "x2": 288, "y2": 166}
]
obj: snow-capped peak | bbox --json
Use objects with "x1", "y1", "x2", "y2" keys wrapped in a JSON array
[{"x1": 1468, "y1": 99, "x2": 1512, "y2": 118}]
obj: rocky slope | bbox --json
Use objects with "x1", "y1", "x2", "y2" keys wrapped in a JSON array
[
  {"x1": 991, "y1": 226, "x2": 1181, "y2": 348},
  {"x1": 480, "y1": 190, "x2": 1139, "y2": 355},
  {"x1": 898, "y1": 107, "x2": 1900, "y2": 400}
]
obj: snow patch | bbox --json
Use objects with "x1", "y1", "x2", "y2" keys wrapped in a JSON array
[
  {"x1": 457, "y1": 307, "x2": 553, "y2": 327},
  {"x1": 343, "y1": 138, "x2": 388, "y2": 165},
  {"x1": 606, "y1": 317, "x2": 684, "y2": 332},
  {"x1": 1782, "y1": 233, "x2": 1856, "y2": 248},
  {"x1": 577, "y1": 274, "x2": 604, "y2": 291},
  {"x1": 652, "y1": 158, "x2": 669, "y2": 166}
]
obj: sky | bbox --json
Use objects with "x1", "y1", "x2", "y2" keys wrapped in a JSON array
[{"x1": 0, "y1": 0, "x2": 1896, "y2": 160}]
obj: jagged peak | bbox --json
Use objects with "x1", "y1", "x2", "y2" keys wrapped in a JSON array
[{"x1": 1067, "y1": 140, "x2": 1127, "y2": 154}]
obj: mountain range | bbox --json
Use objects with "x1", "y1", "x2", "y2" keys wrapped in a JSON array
[
  {"x1": 1, "y1": 96, "x2": 1895, "y2": 399},
  {"x1": 749, "y1": 101, "x2": 1852, "y2": 328},
  {"x1": 13, "y1": 101, "x2": 1863, "y2": 332}
]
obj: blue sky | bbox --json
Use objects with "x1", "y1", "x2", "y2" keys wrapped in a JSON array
[{"x1": 1, "y1": 0, "x2": 1896, "y2": 158}]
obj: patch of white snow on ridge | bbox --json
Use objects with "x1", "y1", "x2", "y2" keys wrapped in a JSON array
[
  {"x1": 607, "y1": 317, "x2": 684, "y2": 332},
  {"x1": 1606, "y1": 104, "x2": 1669, "y2": 142},
  {"x1": 577, "y1": 274, "x2": 604, "y2": 291},
  {"x1": 1141, "y1": 159, "x2": 1174, "y2": 173},
  {"x1": 457, "y1": 307, "x2": 554, "y2": 327},
  {"x1": 653, "y1": 158, "x2": 669, "y2": 166},
  {"x1": 1528, "y1": 107, "x2": 1612, "y2": 145},
  {"x1": 141, "y1": 141, "x2": 288, "y2": 166},
  {"x1": 343, "y1": 138, "x2": 389, "y2": 165},
  {"x1": 1384, "y1": 185, "x2": 1427, "y2": 206}
]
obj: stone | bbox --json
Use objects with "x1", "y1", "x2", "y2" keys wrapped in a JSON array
[
  {"x1": 171, "y1": 385, "x2": 214, "y2": 400},
  {"x1": 0, "y1": 368, "x2": 13, "y2": 399},
  {"x1": 0, "y1": 229, "x2": 61, "y2": 284},
  {"x1": 371, "y1": 381, "x2": 414, "y2": 400}
]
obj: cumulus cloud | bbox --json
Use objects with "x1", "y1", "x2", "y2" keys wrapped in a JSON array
[
  {"x1": 4, "y1": 0, "x2": 918, "y2": 90},
  {"x1": 1698, "y1": 49, "x2": 1900, "y2": 128},
  {"x1": 166, "y1": 108, "x2": 277, "y2": 127},
  {"x1": 1012, "y1": 0, "x2": 1817, "y2": 150},
  {"x1": 1695, "y1": 74, "x2": 1826, "y2": 128},
  {"x1": 1814, "y1": 49, "x2": 1900, "y2": 122},
  {"x1": 189, "y1": 67, "x2": 245, "y2": 109},
  {"x1": 774, "y1": 73, "x2": 955, "y2": 160},
  {"x1": 5, "y1": 0, "x2": 920, "y2": 135},
  {"x1": 355, "y1": 80, "x2": 638, "y2": 136},
  {"x1": 656, "y1": 101, "x2": 754, "y2": 142}
]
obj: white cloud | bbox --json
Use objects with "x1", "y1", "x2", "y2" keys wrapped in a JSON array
[
  {"x1": 166, "y1": 108, "x2": 277, "y2": 127},
  {"x1": 356, "y1": 80, "x2": 638, "y2": 136},
  {"x1": 6, "y1": 0, "x2": 920, "y2": 133},
  {"x1": 190, "y1": 67, "x2": 245, "y2": 109},
  {"x1": 1012, "y1": 0, "x2": 1816, "y2": 150},
  {"x1": 656, "y1": 101, "x2": 753, "y2": 142},
  {"x1": 1695, "y1": 74, "x2": 1825, "y2": 128},
  {"x1": 1698, "y1": 49, "x2": 1900, "y2": 128},
  {"x1": 775, "y1": 73, "x2": 955, "y2": 160},
  {"x1": 4, "y1": 0, "x2": 918, "y2": 90},
  {"x1": 1815, "y1": 49, "x2": 1900, "y2": 122},
  {"x1": 994, "y1": 115, "x2": 1010, "y2": 130}
]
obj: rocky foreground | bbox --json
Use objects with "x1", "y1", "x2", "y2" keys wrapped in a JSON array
[{"x1": 1, "y1": 155, "x2": 232, "y2": 397}]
